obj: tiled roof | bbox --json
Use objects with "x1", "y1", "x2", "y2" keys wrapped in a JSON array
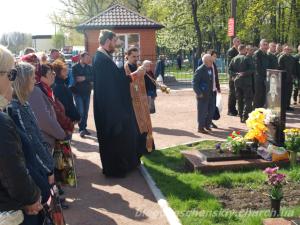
[{"x1": 77, "y1": 4, "x2": 164, "y2": 30}]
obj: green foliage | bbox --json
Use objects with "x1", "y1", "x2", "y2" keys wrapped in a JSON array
[
  {"x1": 142, "y1": 141, "x2": 300, "y2": 225},
  {"x1": 0, "y1": 32, "x2": 32, "y2": 54},
  {"x1": 52, "y1": 32, "x2": 65, "y2": 49},
  {"x1": 51, "y1": 0, "x2": 300, "y2": 53}
]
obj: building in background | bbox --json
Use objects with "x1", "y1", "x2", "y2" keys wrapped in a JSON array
[
  {"x1": 76, "y1": 4, "x2": 164, "y2": 63},
  {"x1": 32, "y1": 35, "x2": 53, "y2": 52}
]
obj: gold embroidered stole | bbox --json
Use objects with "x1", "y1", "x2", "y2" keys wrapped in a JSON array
[{"x1": 124, "y1": 62, "x2": 154, "y2": 152}]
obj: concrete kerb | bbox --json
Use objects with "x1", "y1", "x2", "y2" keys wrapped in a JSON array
[
  {"x1": 139, "y1": 139, "x2": 223, "y2": 225},
  {"x1": 157, "y1": 138, "x2": 224, "y2": 151},
  {"x1": 139, "y1": 163, "x2": 182, "y2": 225}
]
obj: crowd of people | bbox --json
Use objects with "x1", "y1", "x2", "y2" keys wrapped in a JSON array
[
  {"x1": 1, "y1": 26, "x2": 299, "y2": 223},
  {"x1": 0, "y1": 44, "x2": 96, "y2": 224},
  {"x1": 0, "y1": 29, "x2": 158, "y2": 224},
  {"x1": 193, "y1": 38, "x2": 300, "y2": 133}
]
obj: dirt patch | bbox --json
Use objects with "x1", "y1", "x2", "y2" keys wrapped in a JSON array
[{"x1": 205, "y1": 183, "x2": 300, "y2": 210}]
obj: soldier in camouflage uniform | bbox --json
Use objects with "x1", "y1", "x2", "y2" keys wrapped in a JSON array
[
  {"x1": 246, "y1": 45, "x2": 256, "y2": 95},
  {"x1": 293, "y1": 45, "x2": 300, "y2": 105},
  {"x1": 229, "y1": 45, "x2": 255, "y2": 123},
  {"x1": 268, "y1": 42, "x2": 278, "y2": 69},
  {"x1": 227, "y1": 37, "x2": 240, "y2": 116},
  {"x1": 253, "y1": 39, "x2": 270, "y2": 108},
  {"x1": 278, "y1": 44, "x2": 297, "y2": 111}
]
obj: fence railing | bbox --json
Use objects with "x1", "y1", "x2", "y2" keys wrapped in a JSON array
[{"x1": 113, "y1": 54, "x2": 229, "y2": 87}]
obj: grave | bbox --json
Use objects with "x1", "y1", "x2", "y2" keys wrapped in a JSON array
[
  {"x1": 182, "y1": 70, "x2": 289, "y2": 172},
  {"x1": 182, "y1": 149, "x2": 289, "y2": 173},
  {"x1": 265, "y1": 69, "x2": 287, "y2": 147}
]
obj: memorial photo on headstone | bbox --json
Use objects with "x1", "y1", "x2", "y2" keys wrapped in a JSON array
[{"x1": 266, "y1": 70, "x2": 281, "y2": 117}]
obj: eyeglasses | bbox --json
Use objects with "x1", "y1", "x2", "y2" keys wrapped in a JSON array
[
  {"x1": 0, "y1": 68, "x2": 17, "y2": 81},
  {"x1": 8, "y1": 69, "x2": 17, "y2": 81}
]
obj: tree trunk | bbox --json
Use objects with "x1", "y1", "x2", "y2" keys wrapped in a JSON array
[
  {"x1": 281, "y1": 5, "x2": 285, "y2": 43},
  {"x1": 271, "y1": 0, "x2": 277, "y2": 41},
  {"x1": 190, "y1": 0, "x2": 203, "y2": 57},
  {"x1": 286, "y1": 0, "x2": 295, "y2": 43}
]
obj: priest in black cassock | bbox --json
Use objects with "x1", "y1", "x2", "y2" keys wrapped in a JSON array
[{"x1": 92, "y1": 30, "x2": 145, "y2": 178}]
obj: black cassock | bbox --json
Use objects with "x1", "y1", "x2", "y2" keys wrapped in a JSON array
[{"x1": 92, "y1": 50, "x2": 147, "y2": 177}]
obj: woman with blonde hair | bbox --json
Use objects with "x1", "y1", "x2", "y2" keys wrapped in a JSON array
[
  {"x1": 7, "y1": 62, "x2": 54, "y2": 224},
  {"x1": 0, "y1": 46, "x2": 42, "y2": 225}
]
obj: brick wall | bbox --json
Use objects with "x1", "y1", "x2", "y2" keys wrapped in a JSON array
[{"x1": 84, "y1": 28, "x2": 157, "y2": 63}]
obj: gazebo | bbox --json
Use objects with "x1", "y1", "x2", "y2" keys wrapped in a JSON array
[{"x1": 77, "y1": 4, "x2": 164, "y2": 62}]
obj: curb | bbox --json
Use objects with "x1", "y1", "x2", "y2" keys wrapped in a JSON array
[
  {"x1": 139, "y1": 163, "x2": 182, "y2": 225},
  {"x1": 158, "y1": 138, "x2": 224, "y2": 151}
]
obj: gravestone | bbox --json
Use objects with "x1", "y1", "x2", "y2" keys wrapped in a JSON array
[
  {"x1": 265, "y1": 69, "x2": 287, "y2": 147},
  {"x1": 198, "y1": 149, "x2": 260, "y2": 162}
]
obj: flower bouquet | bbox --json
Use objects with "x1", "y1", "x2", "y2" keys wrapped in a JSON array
[
  {"x1": 263, "y1": 167, "x2": 286, "y2": 217},
  {"x1": 245, "y1": 108, "x2": 272, "y2": 145},
  {"x1": 226, "y1": 131, "x2": 246, "y2": 154},
  {"x1": 284, "y1": 128, "x2": 300, "y2": 166}
]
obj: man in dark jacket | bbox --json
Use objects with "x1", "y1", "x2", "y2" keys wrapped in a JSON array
[
  {"x1": 278, "y1": 44, "x2": 297, "y2": 111},
  {"x1": 253, "y1": 39, "x2": 270, "y2": 108},
  {"x1": 193, "y1": 54, "x2": 214, "y2": 134},
  {"x1": 268, "y1": 42, "x2": 279, "y2": 69},
  {"x1": 229, "y1": 45, "x2": 255, "y2": 123},
  {"x1": 72, "y1": 52, "x2": 93, "y2": 137},
  {"x1": 227, "y1": 37, "x2": 240, "y2": 116}
]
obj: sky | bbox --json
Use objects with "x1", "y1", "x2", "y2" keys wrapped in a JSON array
[{"x1": 0, "y1": 0, "x2": 62, "y2": 36}]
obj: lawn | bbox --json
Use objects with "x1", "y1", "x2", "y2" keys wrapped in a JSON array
[
  {"x1": 165, "y1": 66, "x2": 229, "y2": 84},
  {"x1": 142, "y1": 141, "x2": 300, "y2": 225}
]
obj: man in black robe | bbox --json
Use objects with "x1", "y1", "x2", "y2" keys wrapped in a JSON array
[{"x1": 92, "y1": 30, "x2": 142, "y2": 178}]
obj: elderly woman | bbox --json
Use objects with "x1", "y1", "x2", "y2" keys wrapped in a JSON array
[
  {"x1": 143, "y1": 60, "x2": 157, "y2": 114},
  {"x1": 7, "y1": 63, "x2": 54, "y2": 209},
  {"x1": 0, "y1": 46, "x2": 42, "y2": 225},
  {"x1": 21, "y1": 53, "x2": 42, "y2": 82},
  {"x1": 52, "y1": 60, "x2": 80, "y2": 123},
  {"x1": 28, "y1": 63, "x2": 66, "y2": 152}
]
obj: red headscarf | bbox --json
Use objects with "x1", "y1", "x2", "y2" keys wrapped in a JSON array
[{"x1": 21, "y1": 53, "x2": 41, "y2": 82}]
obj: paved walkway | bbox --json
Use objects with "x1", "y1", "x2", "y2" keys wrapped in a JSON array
[{"x1": 64, "y1": 86, "x2": 300, "y2": 224}]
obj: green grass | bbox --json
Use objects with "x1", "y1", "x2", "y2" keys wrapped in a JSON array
[
  {"x1": 165, "y1": 68, "x2": 229, "y2": 84},
  {"x1": 142, "y1": 141, "x2": 300, "y2": 225}
]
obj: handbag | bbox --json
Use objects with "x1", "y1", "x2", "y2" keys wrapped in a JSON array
[
  {"x1": 53, "y1": 141, "x2": 77, "y2": 187},
  {"x1": 43, "y1": 186, "x2": 66, "y2": 225},
  {"x1": 0, "y1": 210, "x2": 24, "y2": 225}
]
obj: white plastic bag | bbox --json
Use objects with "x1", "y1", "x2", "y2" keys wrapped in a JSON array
[
  {"x1": 0, "y1": 210, "x2": 24, "y2": 225},
  {"x1": 156, "y1": 75, "x2": 163, "y2": 84},
  {"x1": 216, "y1": 93, "x2": 223, "y2": 113}
]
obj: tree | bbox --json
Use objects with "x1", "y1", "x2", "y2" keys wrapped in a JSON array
[
  {"x1": 52, "y1": 32, "x2": 65, "y2": 49},
  {"x1": 0, "y1": 32, "x2": 32, "y2": 54},
  {"x1": 50, "y1": 0, "x2": 300, "y2": 55}
]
